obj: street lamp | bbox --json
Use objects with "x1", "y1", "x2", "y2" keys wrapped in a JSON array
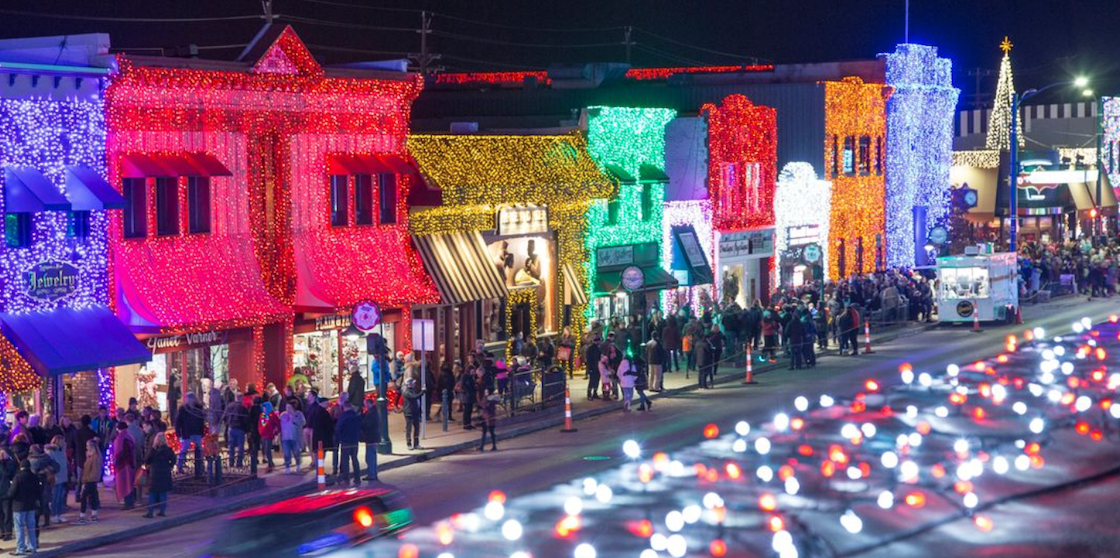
[{"x1": 1009, "y1": 76, "x2": 1091, "y2": 252}]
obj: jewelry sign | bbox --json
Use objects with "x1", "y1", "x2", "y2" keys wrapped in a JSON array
[{"x1": 23, "y1": 260, "x2": 79, "y2": 302}]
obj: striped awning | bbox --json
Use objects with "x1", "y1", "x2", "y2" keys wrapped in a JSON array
[
  {"x1": 413, "y1": 231, "x2": 508, "y2": 306},
  {"x1": 562, "y1": 263, "x2": 589, "y2": 306}
]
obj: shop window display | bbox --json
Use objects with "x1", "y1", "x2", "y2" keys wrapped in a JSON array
[{"x1": 940, "y1": 267, "x2": 991, "y2": 299}]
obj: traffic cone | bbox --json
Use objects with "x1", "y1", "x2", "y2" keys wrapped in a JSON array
[
  {"x1": 743, "y1": 344, "x2": 757, "y2": 384},
  {"x1": 316, "y1": 442, "x2": 326, "y2": 490},
  {"x1": 560, "y1": 387, "x2": 578, "y2": 433},
  {"x1": 972, "y1": 308, "x2": 982, "y2": 333},
  {"x1": 1014, "y1": 305, "x2": 1023, "y2": 325},
  {"x1": 863, "y1": 321, "x2": 875, "y2": 354}
]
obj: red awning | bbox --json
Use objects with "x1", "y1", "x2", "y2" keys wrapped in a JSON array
[
  {"x1": 119, "y1": 153, "x2": 177, "y2": 178},
  {"x1": 157, "y1": 154, "x2": 205, "y2": 176},
  {"x1": 327, "y1": 154, "x2": 393, "y2": 175},
  {"x1": 378, "y1": 154, "x2": 419, "y2": 175},
  {"x1": 182, "y1": 153, "x2": 233, "y2": 176},
  {"x1": 119, "y1": 153, "x2": 232, "y2": 178}
]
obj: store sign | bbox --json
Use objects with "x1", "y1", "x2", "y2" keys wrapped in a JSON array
[
  {"x1": 147, "y1": 330, "x2": 229, "y2": 352},
  {"x1": 496, "y1": 204, "x2": 549, "y2": 236},
  {"x1": 801, "y1": 243, "x2": 822, "y2": 265},
  {"x1": 928, "y1": 226, "x2": 949, "y2": 246},
  {"x1": 786, "y1": 225, "x2": 819, "y2": 247},
  {"x1": 621, "y1": 266, "x2": 645, "y2": 291},
  {"x1": 23, "y1": 260, "x2": 79, "y2": 302},
  {"x1": 315, "y1": 314, "x2": 352, "y2": 331},
  {"x1": 718, "y1": 229, "x2": 773, "y2": 259},
  {"x1": 351, "y1": 301, "x2": 381, "y2": 332},
  {"x1": 679, "y1": 231, "x2": 707, "y2": 267},
  {"x1": 956, "y1": 300, "x2": 975, "y2": 318},
  {"x1": 597, "y1": 245, "x2": 634, "y2": 268}
]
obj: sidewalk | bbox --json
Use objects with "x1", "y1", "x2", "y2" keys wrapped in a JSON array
[{"x1": 31, "y1": 322, "x2": 929, "y2": 557}]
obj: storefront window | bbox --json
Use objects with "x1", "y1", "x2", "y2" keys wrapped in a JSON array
[
  {"x1": 940, "y1": 267, "x2": 991, "y2": 300},
  {"x1": 293, "y1": 323, "x2": 396, "y2": 399},
  {"x1": 488, "y1": 235, "x2": 556, "y2": 335}
]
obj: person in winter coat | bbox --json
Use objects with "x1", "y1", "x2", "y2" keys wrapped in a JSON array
[
  {"x1": 334, "y1": 402, "x2": 362, "y2": 485},
  {"x1": 113, "y1": 422, "x2": 137, "y2": 510},
  {"x1": 618, "y1": 356, "x2": 637, "y2": 412},
  {"x1": 142, "y1": 433, "x2": 175, "y2": 518},
  {"x1": 346, "y1": 367, "x2": 366, "y2": 412},
  {"x1": 695, "y1": 330, "x2": 712, "y2": 388},
  {"x1": 310, "y1": 398, "x2": 336, "y2": 474},
  {"x1": 174, "y1": 392, "x2": 206, "y2": 473},
  {"x1": 360, "y1": 398, "x2": 380, "y2": 482},
  {"x1": 786, "y1": 311, "x2": 805, "y2": 370},
  {"x1": 0, "y1": 444, "x2": 17, "y2": 540},
  {"x1": 26, "y1": 445, "x2": 55, "y2": 530},
  {"x1": 222, "y1": 398, "x2": 248, "y2": 469},
  {"x1": 802, "y1": 310, "x2": 818, "y2": 367},
  {"x1": 460, "y1": 366, "x2": 477, "y2": 430},
  {"x1": 598, "y1": 354, "x2": 614, "y2": 401},
  {"x1": 401, "y1": 378, "x2": 423, "y2": 450},
  {"x1": 761, "y1": 309, "x2": 779, "y2": 362},
  {"x1": 76, "y1": 439, "x2": 102, "y2": 524},
  {"x1": 645, "y1": 336, "x2": 665, "y2": 392},
  {"x1": 279, "y1": 403, "x2": 306, "y2": 473},
  {"x1": 207, "y1": 382, "x2": 226, "y2": 434},
  {"x1": 9, "y1": 461, "x2": 40, "y2": 554},
  {"x1": 662, "y1": 317, "x2": 681, "y2": 373},
  {"x1": 257, "y1": 402, "x2": 280, "y2": 473},
  {"x1": 46, "y1": 436, "x2": 68, "y2": 524},
  {"x1": 630, "y1": 356, "x2": 653, "y2": 411},
  {"x1": 476, "y1": 386, "x2": 498, "y2": 452},
  {"x1": 585, "y1": 338, "x2": 602, "y2": 400}
]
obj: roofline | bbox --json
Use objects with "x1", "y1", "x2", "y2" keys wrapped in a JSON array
[
  {"x1": 100, "y1": 53, "x2": 418, "y2": 82},
  {"x1": 0, "y1": 60, "x2": 109, "y2": 77}
]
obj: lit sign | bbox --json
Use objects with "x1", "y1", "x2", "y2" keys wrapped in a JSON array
[
  {"x1": 315, "y1": 314, "x2": 352, "y2": 331},
  {"x1": 597, "y1": 245, "x2": 634, "y2": 268},
  {"x1": 786, "y1": 224, "x2": 819, "y2": 247},
  {"x1": 621, "y1": 266, "x2": 645, "y2": 291},
  {"x1": 718, "y1": 229, "x2": 773, "y2": 259},
  {"x1": 147, "y1": 330, "x2": 228, "y2": 352},
  {"x1": 496, "y1": 204, "x2": 549, "y2": 236},
  {"x1": 23, "y1": 260, "x2": 79, "y2": 303},
  {"x1": 351, "y1": 301, "x2": 381, "y2": 332}
]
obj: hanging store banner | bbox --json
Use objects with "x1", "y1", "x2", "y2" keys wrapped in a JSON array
[
  {"x1": 23, "y1": 260, "x2": 80, "y2": 302},
  {"x1": 146, "y1": 329, "x2": 232, "y2": 353}
]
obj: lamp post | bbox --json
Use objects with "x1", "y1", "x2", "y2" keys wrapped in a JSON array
[{"x1": 1009, "y1": 76, "x2": 1090, "y2": 252}]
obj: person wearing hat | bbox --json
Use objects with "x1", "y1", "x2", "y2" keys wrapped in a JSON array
[{"x1": 401, "y1": 378, "x2": 423, "y2": 450}]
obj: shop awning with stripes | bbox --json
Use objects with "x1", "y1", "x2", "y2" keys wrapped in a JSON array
[
  {"x1": 562, "y1": 263, "x2": 589, "y2": 306},
  {"x1": 413, "y1": 231, "x2": 508, "y2": 306}
]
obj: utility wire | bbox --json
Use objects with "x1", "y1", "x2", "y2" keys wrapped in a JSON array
[
  {"x1": 634, "y1": 27, "x2": 767, "y2": 63},
  {"x1": 304, "y1": 44, "x2": 411, "y2": 57},
  {"x1": 435, "y1": 12, "x2": 627, "y2": 33},
  {"x1": 286, "y1": 0, "x2": 418, "y2": 14},
  {"x1": 0, "y1": 8, "x2": 263, "y2": 22},
  {"x1": 431, "y1": 30, "x2": 622, "y2": 49},
  {"x1": 633, "y1": 44, "x2": 710, "y2": 67},
  {"x1": 277, "y1": 14, "x2": 415, "y2": 33}
]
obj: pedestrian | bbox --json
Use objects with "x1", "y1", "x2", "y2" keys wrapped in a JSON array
[
  {"x1": 632, "y1": 356, "x2": 652, "y2": 411},
  {"x1": 257, "y1": 402, "x2": 279, "y2": 473},
  {"x1": 598, "y1": 354, "x2": 613, "y2": 401},
  {"x1": 786, "y1": 310, "x2": 805, "y2": 370},
  {"x1": 360, "y1": 398, "x2": 380, "y2": 482},
  {"x1": 618, "y1": 354, "x2": 636, "y2": 412},
  {"x1": 46, "y1": 436, "x2": 68, "y2": 524},
  {"x1": 662, "y1": 317, "x2": 681, "y2": 373},
  {"x1": 173, "y1": 392, "x2": 205, "y2": 474},
  {"x1": 76, "y1": 439, "x2": 101, "y2": 525},
  {"x1": 280, "y1": 403, "x2": 305, "y2": 473},
  {"x1": 438, "y1": 361, "x2": 456, "y2": 421},
  {"x1": 585, "y1": 337, "x2": 602, "y2": 400},
  {"x1": 167, "y1": 372, "x2": 181, "y2": 424},
  {"x1": 476, "y1": 387, "x2": 498, "y2": 452},
  {"x1": 222, "y1": 396, "x2": 248, "y2": 469},
  {"x1": 557, "y1": 326, "x2": 576, "y2": 379},
  {"x1": 113, "y1": 422, "x2": 137, "y2": 510},
  {"x1": 346, "y1": 365, "x2": 366, "y2": 411},
  {"x1": 207, "y1": 381, "x2": 225, "y2": 436},
  {"x1": 761, "y1": 308, "x2": 779, "y2": 362},
  {"x1": 0, "y1": 443, "x2": 15, "y2": 541},
  {"x1": 8, "y1": 461, "x2": 40, "y2": 555},
  {"x1": 401, "y1": 377, "x2": 422, "y2": 450},
  {"x1": 845, "y1": 304, "x2": 861, "y2": 356},
  {"x1": 310, "y1": 398, "x2": 335, "y2": 474},
  {"x1": 802, "y1": 310, "x2": 818, "y2": 368},
  {"x1": 645, "y1": 335, "x2": 665, "y2": 392},
  {"x1": 695, "y1": 329, "x2": 712, "y2": 388},
  {"x1": 26, "y1": 445, "x2": 55, "y2": 532},
  {"x1": 460, "y1": 364, "x2": 477, "y2": 430},
  {"x1": 334, "y1": 402, "x2": 362, "y2": 485},
  {"x1": 141, "y1": 432, "x2": 175, "y2": 519}
]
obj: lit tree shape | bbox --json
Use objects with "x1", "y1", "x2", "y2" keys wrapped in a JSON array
[{"x1": 985, "y1": 37, "x2": 1024, "y2": 150}]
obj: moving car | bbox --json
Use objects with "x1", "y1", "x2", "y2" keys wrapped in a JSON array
[{"x1": 205, "y1": 487, "x2": 412, "y2": 557}]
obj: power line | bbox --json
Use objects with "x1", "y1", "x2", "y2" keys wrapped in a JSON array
[
  {"x1": 0, "y1": 8, "x2": 263, "y2": 23},
  {"x1": 434, "y1": 12, "x2": 627, "y2": 33},
  {"x1": 276, "y1": 14, "x2": 415, "y2": 33},
  {"x1": 633, "y1": 27, "x2": 767, "y2": 63},
  {"x1": 633, "y1": 44, "x2": 710, "y2": 67},
  {"x1": 431, "y1": 30, "x2": 622, "y2": 49},
  {"x1": 286, "y1": 0, "x2": 419, "y2": 14}
]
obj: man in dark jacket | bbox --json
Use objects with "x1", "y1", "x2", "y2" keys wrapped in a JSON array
[
  {"x1": 460, "y1": 367, "x2": 477, "y2": 430},
  {"x1": 401, "y1": 378, "x2": 423, "y2": 450},
  {"x1": 0, "y1": 445, "x2": 16, "y2": 541},
  {"x1": 346, "y1": 367, "x2": 366, "y2": 410},
  {"x1": 310, "y1": 399, "x2": 335, "y2": 474},
  {"x1": 359, "y1": 398, "x2": 380, "y2": 482},
  {"x1": 9, "y1": 460, "x2": 40, "y2": 554},
  {"x1": 584, "y1": 338, "x2": 602, "y2": 400},
  {"x1": 222, "y1": 399, "x2": 249, "y2": 469},
  {"x1": 334, "y1": 403, "x2": 362, "y2": 486},
  {"x1": 786, "y1": 312, "x2": 805, "y2": 370},
  {"x1": 174, "y1": 393, "x2": 206, "y2": 474}
]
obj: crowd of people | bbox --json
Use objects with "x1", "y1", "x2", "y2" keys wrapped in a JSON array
[{"x1": 1018, "y1": 237, "x2": 1120, "y2": 300}]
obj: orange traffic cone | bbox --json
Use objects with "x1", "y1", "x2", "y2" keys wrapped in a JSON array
[
  {"x1": 972, "y1": 308, "x2": 982, "y2": 333},
  {"x1": 317, "y1": 442, "x2": 326, "y2": 490},
  {"x1": 863, "y1": 321, "x2": 875, "y2": 354},
  {"x1": 1014, "y1": 305, "x2": 1023, "y2": 325},
  {"x1": 743, "y1": 344, "x2": 757, "y2": 384},
  {"x1": 560, "y1": 387, "x2": 577, "y2": 433}
]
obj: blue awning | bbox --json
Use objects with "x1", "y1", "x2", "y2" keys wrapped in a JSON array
[
  {"x1": 3, "y1": 167, "x2": 71, "y2": 212},
  {"x1": 0, "y1": 306, "x2": 152, "y2": 375},
  {"x1": 65, "y1": 165, "x2": 127, "y2": 210}
]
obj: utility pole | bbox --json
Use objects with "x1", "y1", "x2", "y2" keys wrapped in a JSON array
[
  {"x1": 904, "y1": 0, "x2": 909, "y2": 43},
  {"x1": 966, "y1": 68, "x2": 993, "y2": 109},
  {"x1": 410, "y1": 10, "x2": 442, "y2": 75},
  {"x1": 261, "y1": 0, "x2": 274, "y2": 24},
  {"x1": 624, "y1": 26, "x2": 633, "y2": 65}
]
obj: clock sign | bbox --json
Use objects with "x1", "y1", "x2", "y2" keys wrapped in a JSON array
[
  {"x1": 351, "y1": 301, "x2": 381, "y2": 332},
  {"x1": 801, "y1": 243, "x2": 822, "y2": 265},
  {"x1": 621, "y1": 266, "x2": 645, "y2": 291},
  {"x1": 928, "y1": 226, "x2": 949, "y2": 246},
  {"x1": 961, "y1": 187, "x2": 978, "y2": 208}
]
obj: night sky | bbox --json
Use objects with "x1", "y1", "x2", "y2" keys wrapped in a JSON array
[{"x1": 1, "y1": 0, "x2": 1117, "y2": 105}]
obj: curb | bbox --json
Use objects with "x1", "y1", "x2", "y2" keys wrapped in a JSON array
[{"x1": 40, "y1": 324, "x2": 928, "y2": 557}]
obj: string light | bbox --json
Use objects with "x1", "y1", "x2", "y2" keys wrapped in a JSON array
[
  {"x1": 774, "y1": 163, "x2": 832, "y2": 283},
  {"x1": 702, "y1": 95, "x2": 777, "y2": 232},
  {"x1": 624, "y1": 65, "x2": 774, "y2": 81},
  {"x1": 824, "y1": 77, "x2": 891, "y2": 278},
  {"x1": 1102, "y1": 98, "x2": 1119, "y2": 190},
  {"x1": 584, "y1": 106, "x2": 675, "y2": 310},
  {"x1": 435, "y1": 71, "x2": 551, "y2": 86},
  {"x1": 883, "y1": 44, "x2": 960, "y2": 268},
  {"x1": 952, "y1": 150, "x2": 1001, "y2": 169},
  {"x1": 985, "y1": 37, "x2": 1023, "y2": 151}
]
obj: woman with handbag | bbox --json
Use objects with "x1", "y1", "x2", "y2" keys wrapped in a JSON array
[{"x1": 142, "y1": 433, "x2": 175, "y2": 518}]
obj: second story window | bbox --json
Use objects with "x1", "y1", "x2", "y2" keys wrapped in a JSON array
[
  {"x1": 122, "y1": 177, "x2": 147, "y2": 239},
  {"x1": 4, "y1": 213, "x2": 31, "y2": 248},
  {"x1": 330, "y1": 175, "x2": 349, "y2": 227},
  {"x1": 842, "y1": 136, "x2": 855, "y2": 176},
  {"x1": 858, "y1": 136, "x2": 871, "y2": 176},
  {"x1": 606, "y1": 198, "x2": 620, "y2": 225},
  {"x1": 68, "y1": 211, "x2": 91, "y2": 240},
  {"x1": 640, "y1": 184, "x2": 653, "y2": 222},
  {"x1": 875, "y1": 137, "x2": 884, "y2": 175},
  {"x1": 379, "y1": 173, "x2": 397, "y2": 225},
  {"x1": 155, "y1": 177, "x2": 179, "y2": 237},
  {"x1": 354, "y1": 174, "x2": 374, "y2": 226},
  {"x1": 831, "y1": 136, "x2": 839, "y2": 178},
  {"x1": 187, "y1": 177, "x2": 211, "y2": 234}
]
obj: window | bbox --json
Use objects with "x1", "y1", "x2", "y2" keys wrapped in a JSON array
[
  {"x1": 875, "y1": 137, "x2": 883, "y2": 175},
  {"x1": 354, "y1": 174, "x2": 374, "y2": 226},
  {"x1": 720, "y1": 162, "x2": 739, "y2": 215},
  {"x1": 67, "y1": 211, "x2": 91, "y2": 240},
  {"x1": 4, "y1": 213, "x2": 30, "y2": 248},
  {"x1": 122, "y1": 177, "x2": 147, "y2": 239},
  {"x1": 606, "y1": 198, "x2": 620, "y2": 225},
  {"x1": 842, "y1": 136, "x2": 855, "y2": 176},
  {"x1": 831, "y1": 136, "x2": 839, "y2": 178},
  {"x1": 329, "y1": 175, "x2": 349, "y2": 227},
  {"x1": 378, "y1": 173, "x2": 397, "y2": 225},
  {"x1": 187, "y1": 177, "x2": 211, "y2": 234},
  {"x1": 857, "y1": 136, "x2": 871, "y2": 176},
  {"x1": 155, "y1": 177, "x2": 179, "y2": 236},
  {"x1": 640, "y1": 184, "x2": 653, "y2": 222}
]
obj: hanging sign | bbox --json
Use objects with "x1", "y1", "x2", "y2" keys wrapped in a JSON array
[
  {"x1": 315, "y1": 314, "x2": 351, "y2": 331},
  {"x1": 146, "y1": 330, "x2": 230, "y2": 353},
  {"x1": 351, "y1": 301, "x2": 382, "y2": 332},
  {"x1": 928, "y1": 226, "x2": 949, "y2": 246},
  {"x1": 621, "y1": 265, "x2": 645, "y2": 291},
  {"x1": 23, "y1": 260, "x2": 79, "y2": 302},
  {"x1": 801, "y1": 243, "x2": 822, "y2": 265}
]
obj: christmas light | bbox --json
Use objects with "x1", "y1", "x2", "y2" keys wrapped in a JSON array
[
  {"x1": 435, "y1": 71, "x2": 551, "y2": 87},
  {"x1": 883, "y1": 44, "x2": 959, "y2": 268},
  {"x1": 985, "y1": 37, "x2": 1023, "y2": 151},
  {"x1": 584, "y1": 106, "x2": 675, "y2": 309},
  {"x1": 952, "y1": 150, "x2": 1001, "y2": 169},
  {"x1": 661, "y1": 200, "x2": 713, "y2": 315},
  {"x1": 1102, "y1": 98, "x2": 1120, "y2": 190},
  {"x1": 702, "y1": 95, "x2": 777, "y2": 232},
  {"x1": 824, "y1": 77, "x2": 891, "y2": 278},
  {"x1": 624, "y1": 64, "x2": 774, "y2": 81},
  {"x1": 774, "y1": 162, "x2": 832, "y2": 283}
]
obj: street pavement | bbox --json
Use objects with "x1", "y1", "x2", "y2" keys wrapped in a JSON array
[{"x1": 72, "y1": 296, "x2": 1120, "y2": 557}]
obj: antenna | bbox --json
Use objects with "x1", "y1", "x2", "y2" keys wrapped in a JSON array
[
  {"x1": 409, "y1": 11, "x2": 442, "y2": 75},
  {"x1": 261, "y1": 0, "x2": 274, "y2": 24},
  {"x1": 904, "y1": 0, "x2": 910, "y2": 43}
]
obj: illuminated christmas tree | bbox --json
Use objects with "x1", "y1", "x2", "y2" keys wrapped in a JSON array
[{"x1": 985, "y1": 37, "x2": 1024, "y2": 151}]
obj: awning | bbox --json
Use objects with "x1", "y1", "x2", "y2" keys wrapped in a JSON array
[
  {"x1": 0, "y1": 306, "x2": 152, "y2": 376},
  {"x1": 119, "y1": 153, "x2": 177, "y2": 178},
  {"x1": 603, "y1": 163, "x2": 637, "y2": 184},
  {"x1": 413, "y1": 231, "x2": 508, "y2": 305},
  {"x1": 183, "y1": 153, "x2": 233, "y2": 177},
  {"x1": 562, "y1": 262, "x2": 590, "y2": 306},
  {"x1": 638, "y1": 163, "x2": 670, "y2": 183},
  {"x1": 1070, "y1": 182, "x2": 1095, "y2": 212},
  {"x1": 379, "y1": 154, "x2": 420, "y2": 176},
  {"x1": 595, "y1": 265, "x2": 678, "y2": 295},
  {"x1": 327, "y1": 154, "x2": 392, "y2": 175},
  {"x1": 65, "y1": 165, "x2": 127, "y2": 210},
  {"x1": 408, "y1": 177, "x2": 443, "y2": 207},
  {"x1": 671, "y1": 225, "x2": 714, "y2": 286},
  {"x1": 3, "y1": 167, "x2": 70, "y2": 212}
]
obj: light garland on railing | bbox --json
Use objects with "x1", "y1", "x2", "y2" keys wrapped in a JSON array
[
  {"x1": 824, "y1": 77, "x2": 891, "y2": 278},
  {"x1": 883, "y1": 44, "x2": 960, "y2": 268},
  {"x1": 774, "y1": 163, "x2": 832, "y2": 285},
  {"x1": 952, "y1": 150, "x2": 1001, "y2": 169},
  {"x1": 702, "y1": 95, "x2": 777, "y2": 232},
  {"x1": 584, "y1": 106, "x2": 675, "y2": 312}
]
